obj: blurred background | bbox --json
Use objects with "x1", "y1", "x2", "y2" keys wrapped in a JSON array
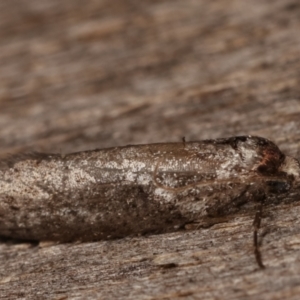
[{"x1": 0, "y1": 0, "x2": 299, "y2": 158}]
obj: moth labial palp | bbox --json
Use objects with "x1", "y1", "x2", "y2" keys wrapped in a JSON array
[{"x1": 0, "y1": 135, "x2": 299, "y2": 269}]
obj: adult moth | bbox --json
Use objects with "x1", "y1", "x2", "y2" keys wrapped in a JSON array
[{"x1": 0, "y1": 136, "x2": 299, "y2": 267}]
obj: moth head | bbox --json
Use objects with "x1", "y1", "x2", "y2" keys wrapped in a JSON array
[
  {"x1": 279, "y1": 155, "x2": 300, "y2": 182},
  {"x1": 233, "y1": 136, "x2": 284, "y2": 174},
  {"x1": 265, "y1": 156, "x2": 300, "y2": 194},
  {"x1": 234, "y1": 136, "x2": 300, "y2": 180}
]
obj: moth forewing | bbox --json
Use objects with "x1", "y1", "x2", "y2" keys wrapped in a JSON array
[{"x1": 0, "y1": 135, "x2": 299, "y2": 268}]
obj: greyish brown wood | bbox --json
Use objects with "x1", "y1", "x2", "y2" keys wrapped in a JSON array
[{"x1": 0, "y1": 0, "x2": 300, "y2": 299}]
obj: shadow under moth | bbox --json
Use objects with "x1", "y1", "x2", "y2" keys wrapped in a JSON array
[{"x1": 0, "y1": 136, "x2": 299, "y2": 268}]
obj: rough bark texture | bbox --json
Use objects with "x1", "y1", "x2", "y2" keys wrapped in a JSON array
[{"x1": 0, "y1": 0, "x2": 300, "y2": 299}]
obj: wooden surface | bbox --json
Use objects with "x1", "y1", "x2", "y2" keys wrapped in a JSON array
[{"x1": 0, "y1": 0, "x2": 300, "y2": 299}]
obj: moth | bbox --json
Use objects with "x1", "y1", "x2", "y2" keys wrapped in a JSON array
[{"x1": 0, "y1": 136, "x2": 299, "y2": 268}]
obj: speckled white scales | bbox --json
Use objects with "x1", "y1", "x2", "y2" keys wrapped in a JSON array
[{"x1": 0, "y1": 136, "x2": 299, "y2": 242}]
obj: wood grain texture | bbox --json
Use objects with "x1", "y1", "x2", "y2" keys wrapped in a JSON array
[{"x1": 0, "y1": 0, "x2": 300, "y2": 299}]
